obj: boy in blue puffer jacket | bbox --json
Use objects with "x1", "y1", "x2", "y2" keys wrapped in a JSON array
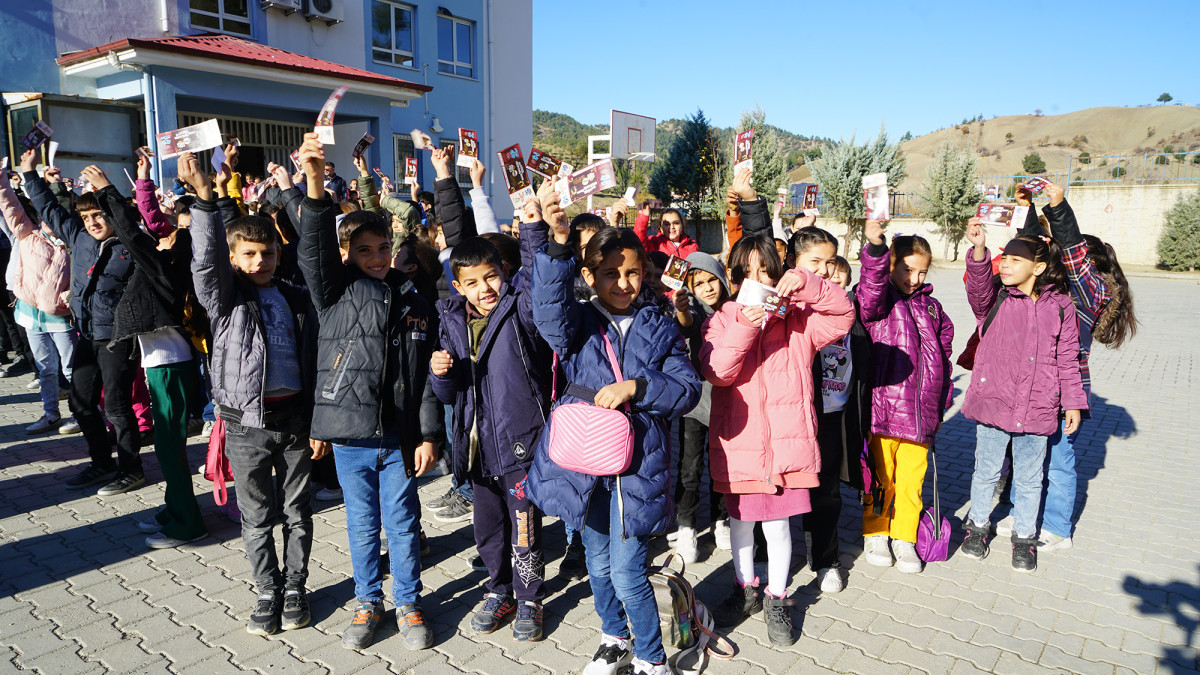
[
  {"x1": 429, "y1": 205, "x2": 551, "y2": 642},
  {"x1": 524, "y1": 181, "x2": 700, "y2": 675}
]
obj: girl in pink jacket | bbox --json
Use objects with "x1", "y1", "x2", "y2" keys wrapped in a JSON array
[{"x1": 699, "y1": 234, "x2": 854, "y2": 647}]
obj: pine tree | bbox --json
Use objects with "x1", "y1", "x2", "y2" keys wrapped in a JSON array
[
  {"x1": 735, "y1": 106, "x2": 788, "y2": 198},
  {"x1": 920, "y1": 142, "x2": 981, "y2": 261},
  {"x1": 648, "y1": 109, "x2": 719, "y2": 224},
  {"x1": 1157, "y1": 187, "x2": 1200, "y2": 271},
  {"x1": 807, "y1": 126, "x2": 908, "y2": 255},
  {"x1": 1022, "y1": 152, "x2": 1047, "y2": 174}
]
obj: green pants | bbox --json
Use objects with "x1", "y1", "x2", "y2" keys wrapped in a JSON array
[{"x1": 146, "y1": 362, "x2": 207, "y2": 541}]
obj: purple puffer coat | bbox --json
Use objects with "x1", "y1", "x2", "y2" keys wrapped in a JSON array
[
  {"x1": 857, "y1": 243, "x2": 955, "y2": 445},
  {"x1": 962, "y1": 247, "x2": 1088, "y2": 436}
]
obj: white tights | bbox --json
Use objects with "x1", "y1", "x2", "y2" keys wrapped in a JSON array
[{"x1": 729, "y1": 517, "x2": 791, "y2": 596}]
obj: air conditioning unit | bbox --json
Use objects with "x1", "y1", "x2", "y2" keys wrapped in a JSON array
[
  {"x1": 261, "y1": 0, "x2": 301, "y2": 13},
  {"x1": 304, "y1": 0, "x2": 342, "y2": 24}
]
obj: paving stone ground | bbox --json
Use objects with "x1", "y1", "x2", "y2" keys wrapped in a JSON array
[{"x1": 1, "y1": 268, "x2": 1198, "y2": 674}]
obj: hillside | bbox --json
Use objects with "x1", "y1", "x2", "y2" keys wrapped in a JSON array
[
  {"x1": 532, "y1": 110, "x2": 830, "y2": 172},
  {"x1": 787, "y1": 105, "x2": 1200, "y2": 192}
]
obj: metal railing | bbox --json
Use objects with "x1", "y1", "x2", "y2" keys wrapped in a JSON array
[{"x1": 1068, "y1": 151, "x2": 1200, "y2": 184}]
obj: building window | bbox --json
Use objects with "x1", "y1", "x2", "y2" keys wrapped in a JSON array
[
  {"x1": 189, "y1": 0, "x2": 252, "y2": 36},
  {"x1": 371, "y1": 1, "x2": 415, "y2": 68},
  {"x1": 395, "y1": 134, "x2": 416, "y2": 188},
  {"x1": 440, "y1": 139, "x2": 472, "y2": 187},
  {"x1": 437, "y1": 15, "x2": 474, "y2": 78}
]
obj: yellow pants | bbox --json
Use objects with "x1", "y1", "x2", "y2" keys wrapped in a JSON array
[{"x1": 862, "y1": 435, "x2": 929, "y2": 543}]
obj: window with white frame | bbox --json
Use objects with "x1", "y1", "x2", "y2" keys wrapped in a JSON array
[
  {"x1": 395, "y1": 135, "x2": 416, "y2": 188},
  {"x1": 437, "y1": 14, "x2": 475, "y2": 78},
  {"x1": 189, "y1": 0, "x2": 252, "y2": 36},
  {"x1": 439, "y1": 139, "x2": 472, "y2": 188},
  {"x1": 371, "y1": 0, "x2": 415, "y2": 67}
]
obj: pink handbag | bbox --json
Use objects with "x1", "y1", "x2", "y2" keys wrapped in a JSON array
[
  {"x1": 547, "y1": 331, "x2": 635, "y2": 476},
  {"x1": 203, "y1": 419, "x2": 234, "y2": 506}
]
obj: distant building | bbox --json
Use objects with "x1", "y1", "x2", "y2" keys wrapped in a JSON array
[{"x1": 1, "y1": 0, "x2": 531, "y2": 217}]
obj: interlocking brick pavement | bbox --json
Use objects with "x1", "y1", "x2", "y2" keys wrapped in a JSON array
[{"x1": 1, "y1": 268, "x2": 1197, "y2": 673}]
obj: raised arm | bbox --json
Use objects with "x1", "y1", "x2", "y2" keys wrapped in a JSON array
[
  {"x1": 531, "y1": 188, "x2": 582, "y2": 355},
  {"x1": 732, "y1": 168, "x2": 770, "y2": 238},
  {"x1": 83, "y1": 166, "x2": 161, "y2": 276},
  {"x1": 468, "y1": 160, "x2": 499, "y2": 234},
  {"x1": 295, "y1": 134, "x2": 347, "y2": 311},
  {"x1": 964, "y1": 217, "x2": 999, "y2": 321},
  {"x1": 0, "y1": 164, "x2": 36, "y2": 241},
  {"x1": 432, "y1": 147, "x2": 472, "y2": 247},
  {"x1": 19, "y1": 150, "x2": 81, "y2": 245},
  {"x1": 855, "y1": 219, "x2": 892, "y2": 323},
  {"x1": 135, "y1": 155, "x2": 173, "y2": 238},
  {"x1": 182, "y1": 152, "x2": 238, "y2": 318}
]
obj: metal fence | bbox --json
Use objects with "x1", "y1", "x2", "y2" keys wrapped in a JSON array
[{"x1": 1068, "y1": 151, "x2": 1200, "y2": 184}]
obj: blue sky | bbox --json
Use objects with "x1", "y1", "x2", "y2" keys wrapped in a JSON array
[{"x1": 532, "y1": 0, "x2": 1199, "y2": 139}]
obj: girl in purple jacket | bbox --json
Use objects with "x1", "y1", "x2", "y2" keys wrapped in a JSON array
[{"x1": 960, "y1": 219, "x2": 1088, "y2": 573}]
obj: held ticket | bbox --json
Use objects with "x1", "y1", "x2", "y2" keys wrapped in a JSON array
[
  {"x1": 410, "y1": 129, "x2": 436, "y2": 151},
  {"x1": 20, "y1": 121, "x2": 53, "y2": 152},
  {"x1": 975, "y1": 203, "x2": 1030, "y2": 227},
  {"x1": 661, "y1": 255, "x2": 691, "y2": 292},
  {"x1": 862, "y1": 172, "x2": 890, "y2": 221},
  {"x1": 558, "y1": 159, "x2": 617, "y2": 208},
  {"x1": 497, "y1": 144, "x2": 534, "y2": 208},
  {"x1": 403, "y1": 158, "x2": 418, "y2": 185},
  {"x1": 526, "y1": 147, "x2": 563, "y2": 180},
  {"x1": 156, "y1": 119, "x2": 222, "y2": 160},
  {"x1": 1021, "y1": 177, "x2": 1049, "y2": 194},
  {"x1": 457, "y1": 128, "x2": 479, "y2": 169},
  {"x1": 735, "y1": 279, "x2": 789, "y2": 320},
  {"x1": 314, "y1": 85, "x2": 349, "y2": 144},
  {"x1": 351, "y1": 132, "x2": 375, "y2": 159},
  {"x1": 734, "y1": 128, "x2": 754, "y2": 175},
  {"x1": 373, "y1": 167, "x2": 395, "y2": 193}
]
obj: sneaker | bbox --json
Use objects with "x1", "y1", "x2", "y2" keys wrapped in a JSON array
[
  {"x1": 469, "y1": 554, "x2": 487, "y2": 572},
  {"x1": 1012, "y1": 536, "x2": 1038, "y2": 573},
  {"x1": 314, "y1": 487, "x2": 343, "y2": 502},
  {"x1": 426, "y1": 487, "x2": 458, "y2": 510},
  {"x1": 66, "y1": 465, "x2": 118, "y2": 490},
  {"x1": 960, "y1": 521, "x2": 990, "y2": 560},
  {"x1": 397, "y1": 603, "x2": 433, "y2": 650},
  {"x1": 200, "y1": 420, "x2": 215, "y2": 439},
  {"x1": 57, "y1": 417, "x2": 81, "y2": 434},
  {"x1": 247, "y1": 592, "x2": 281, "y2": 635},
  {"x1": 98, "y1": 473, "x2": 146, "y2": 496},
  {"x1": 136, "y1": 517, "x2": 163, "y2": 534},
  {"x1": 994, "y1": 514, "x2": 1014, "y2": 538},
  {"x1": 713, "y1": 581, "x2": 762, "y2": 628},
  {"x1": 471, "y1": 593, "x2": 517, "y2": 633},
  {"x1": 2, "y1": 358, "x2": 32, "y2": 377},
  {"x1": 341, "y1": 602, "x2": 383, "y2": 650},
  {"x1": 1037, "y1": 531, "x2": 1073, "y2": 553},
  {"x1": 864, "y1": 535, "x2": 893, "y2": 567},
  {"x1": 673, "y1": 526, "x2": 698, "y2": 565},
  {"x1": 817, "y1": 567, "x2": 845, "y2": 593},
  {"x1": 512, "y1": 601, "x2": 544, "y2": 642},
  {"x1": 891, "y1": 540, "x2": 923, "y2": 574},
  {"x1": 560, "y1": 536, "x2": 587, "y2": 579},
  {"x1": 626, "y1": 657, "x2": 669, "y2": 675},
  {"x1": 280, "y1": 588, "x2": 310, "y2": 630},
  {"x1": 145, "y1": 531, "x2": 205, "y2": 549},
  {"x1": 582, "y1": 634, "x2": 632, "y2": 675},
  {"x1": 763, "y1": 591, "x2": 796, "y2": 647},
  {"x1": 433, "y1": 491, "x2": 473, "y2": 523},
  {"x1": 713, "y1": 519, "x2": 731, "y2": 551},
  {"x1": 26, "y1": 414, "x2": 62, "y2": 434},
  {"x1": 187, "y1": 418, "x2": 204, "y2": 436},
  {"x1": 26, "y1": 378, "x2": 40, "y2": 390}
]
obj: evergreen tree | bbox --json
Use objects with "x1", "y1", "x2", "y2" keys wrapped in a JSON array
[
  {"x1": 1022, "y1": 152, "x2": 1047, "y2": 174},
  {"x1": 648, "y1": 109, "x2": 719, "y2": 224},
  {"x1": 735, "y1": 106, "x2": 788, "y2": 198},
  {"x1": 807, "y1": 126, "x2": 908, "y2": 255},
  {"x1": 920, "y1": 142, "x2": 981, "y2": 261},
  {"x1": 1157, "y1": 187, "x2": 1200, "y2": 271}
]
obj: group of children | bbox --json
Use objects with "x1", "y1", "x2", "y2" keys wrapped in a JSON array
[{"x1": 2, "y1": 132, "x2": 1136, "y2": 673}]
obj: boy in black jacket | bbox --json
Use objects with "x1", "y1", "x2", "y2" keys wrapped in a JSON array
[{"x1": 295, "y1": 134, "x2": 442, "y2": 652}]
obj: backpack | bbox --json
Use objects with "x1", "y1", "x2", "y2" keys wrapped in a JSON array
[{"x1": 650, "y1": 554, "x2": 734, "y2": 674}]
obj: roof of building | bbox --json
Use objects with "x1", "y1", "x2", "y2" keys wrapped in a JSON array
[{"x1": 57, "y1": 34, "x2": 432, "y2": 93}]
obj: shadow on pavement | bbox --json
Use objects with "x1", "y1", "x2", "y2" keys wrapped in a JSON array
[{"x1": 1122, "y1": 565, "x2": 1200, "y2": 672}]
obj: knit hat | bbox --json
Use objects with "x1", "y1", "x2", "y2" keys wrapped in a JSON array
[{"x1": 684, "y1": 252, "x2": 730, "y2": 294}]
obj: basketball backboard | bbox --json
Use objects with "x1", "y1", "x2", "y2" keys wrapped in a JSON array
[{"x1": 610, "y1": 110, "x2": 656, "y2": 162}]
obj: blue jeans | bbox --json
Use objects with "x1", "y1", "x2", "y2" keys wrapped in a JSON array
[
  {"x1": 27, "y1": 329, "x2": 76, "y2": 417},
  {"x1": 443, "y1": 404, "x2": 473, "y2": 501},
  {"x1": 334, "y1": 437, "x2": 422, "y2": 606},
  {"x1": 582, "y1": 478, "x2": 665, "y2": 664},
  {"x1": 969, "y1": 424, "x2": 1048, "y2": 539},
  {"x1": 1040, "y1": 420, "x2": 1080, "y2": 539}
]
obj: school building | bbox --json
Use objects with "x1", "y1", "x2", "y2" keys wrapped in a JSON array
[{"x1": 0, "y1": 0, "x2": 531, "y2": 218}]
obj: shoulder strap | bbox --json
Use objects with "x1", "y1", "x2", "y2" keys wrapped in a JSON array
[
  {"x1": 551, "y1": 326, "x2": 629, "y2": 412},
  {"x1": 980, "y1": 287, "x2": 1010, "y2": 338},
  {"x1": 928, "y1": 442, "x2": 941, "y2": 539}
]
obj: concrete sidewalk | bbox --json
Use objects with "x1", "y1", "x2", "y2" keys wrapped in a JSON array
[{"x1": 1, "y1": 269, "x2": 1197, "y2": 674}]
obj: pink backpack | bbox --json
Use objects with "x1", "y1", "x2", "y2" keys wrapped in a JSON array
[
  {"x1": 547, "y1": 331, "x2": 634, "y2": 476},
  {"x1": 203, "y1": 419, "x2": 235, "y2": 505}
]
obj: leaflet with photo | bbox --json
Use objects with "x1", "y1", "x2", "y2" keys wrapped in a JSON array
[
  {"x1": 525, "y1": 147, "x2": 563, "y2": 180},
  {"x1": 20, "y1": 121, "x2": 53, "y2": 152},
  {"x1": 497, "y1": 144, "x2": 534, "y2": 208},
  {"x1": 351, "y1": 132, "x2": 375, "y2": 159},
  {"x1": 862, "y1": 172, "x2": 890, "y2": 221},
  {"x1": 314, "y1": 85, "x2": 348, "y2": 144},
  {"x1": 734, "y1": 129, "x2": 754, "y2": 174},
  {"x1": 662, "y1": 255, "x2": 691, "y2": 292},
  {"x1": 457, "y1": 128, "x2": 479, "y2": 169},
  {"x1": 373, "y1": 167, "x2": 395, "y2": 193},
  {"x1": 799, "y1": 183, "x2": 819, "y2": 210},
  {"x1": 156, "y1": 119, "x2": 222, "y2": 160},
  {"x1": 403, "y1": 157, "x2": 418, "y2": 185},
  {"x1": 410, "y1": 129, "x2": 436, "y2": 151},
  {"x1": 136, "y1": 146, "x2": 154, "y2": 160},
  {"x1": 559, "y1": 159, "x2": 617, "y2": 208},
  {"x1": 775, "y1": 188, "x2": 787, "y2": 212},
  {"x1": 1021, "y1": 177, "x2": 1049, "y2": 194},
  {"x1": 735, "y1": 278, "x2": 789, "y2": 319},
  {"x1": 975, "y1": 203, "x2": 1030, "y2": 227},
  {"x1": 289, "y1": 150, "x2": 302, "y2": 171},
  {"x1": 624, "y1": 185, "x2": 638, "y2": 207}
]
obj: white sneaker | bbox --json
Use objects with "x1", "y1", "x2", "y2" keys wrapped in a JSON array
[
  {"x1": 137, "y1": 517, "x2": 163, "y2": 533},
  {"x1": 315, "y1": 487, "x2": 343, "y2": 501},
  {"x1": 628, "y1": 657, "x2": 669, "y2": 675},
  {"x1": 817, "y1": 567, "x2": 845, "y2": 593},
  {"x1": 864, "y1": 535, "x2": 892, "y2": 567},
  {"x1": 673, "y1": 526, "x2": 697, "y2": 564},
  {"x1": 891, "y1": 540, "x2": 923, "y2": 574},
  {"x1": 1037, "y1": 531, "x2": 1073, "y2": 552},
  {"x1": 713, "y1": 519, "x2": 731, "y2": 550},
  {"x1": 26, "y1": 414, "x2": 62, "y2": 434},
  {"x1": 200, "y1": 420, "x2": 215, "y2": 439},
  {"x1": 26, "y1": 378, "x2": 40, "y2": 390},
  {"x1": 583, "y1": 634, "x2": 632, "y2": 675},
  {"x1": 58, "y1": 417, "x2": 81, "y2": 434},
  {"x1": 994, "y1": 515, "x2": 1014, "y2": 538}
]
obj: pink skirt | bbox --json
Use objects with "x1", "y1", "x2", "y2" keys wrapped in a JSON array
[{"x1": 724, "y1": 487, "x2": 811, "y2": 521}]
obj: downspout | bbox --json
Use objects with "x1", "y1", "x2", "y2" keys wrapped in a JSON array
[
  {"x1": 159, "y1": 0, "x2": 169, "y2": 33},
  {"x1": 483, "y1": 0, "x2": 494, "y2": 204},
  {"x1": 107, "y1": 52, "x2": 159, "y2": 187}
]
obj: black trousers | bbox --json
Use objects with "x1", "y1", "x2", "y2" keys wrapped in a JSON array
[
  {"x1": 675, "y1": 417, "x2": 726, "y2": 529},
  {"x1": 805, "y1": 410, "x2": 846, "y2": 571},
  {"x1": 0, "y1": 287, "x2": 34, "y2": 364},
  {"x1": 471, "y1": 469, "x2": 544, "y2": 602},
  {"x1": 70, "y1": 337, "x2": 141, "y2": 474}
]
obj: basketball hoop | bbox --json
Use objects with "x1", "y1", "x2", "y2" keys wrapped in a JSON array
[{"x1": 628, "y1": 152, "x2": 656, "y2": 162}]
